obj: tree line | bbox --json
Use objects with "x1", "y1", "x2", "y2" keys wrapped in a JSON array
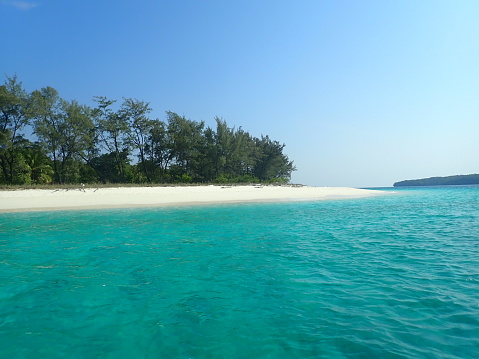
[{"x1": 0, "y1": 75, "x2": 295, "y2": 185}]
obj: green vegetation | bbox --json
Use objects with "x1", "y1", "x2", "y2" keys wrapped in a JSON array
[
  {"x1": 0, "y1": 75, "x2": 295, "y2": 185},
  {"x1": 394, "y1": 174, "x2": 479, "y2": 187}
]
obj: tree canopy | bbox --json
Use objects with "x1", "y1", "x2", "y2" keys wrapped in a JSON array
[{"x1": 0, "y1": 75, "x2": 296, "y2": 185}]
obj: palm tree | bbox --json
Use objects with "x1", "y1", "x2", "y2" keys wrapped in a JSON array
[{"x1": 23, "y1": 145, "x2": 54, "y2": 184}]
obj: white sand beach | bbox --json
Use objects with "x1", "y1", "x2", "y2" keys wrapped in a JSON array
[{"x1": 0, "y1": 185, "x2": 383, "y2": 212}]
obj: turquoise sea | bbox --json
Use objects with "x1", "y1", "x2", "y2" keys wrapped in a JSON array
[{"x1": 1, "y1": 186, "x2": 478, "y2": 358}]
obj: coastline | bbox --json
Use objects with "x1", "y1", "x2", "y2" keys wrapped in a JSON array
[{"x1": 0, "y1": 185, "x2": 384, "y2": 213}]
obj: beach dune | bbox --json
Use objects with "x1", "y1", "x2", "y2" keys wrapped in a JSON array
[{"x1": 0, "y1": 185, "x2": 382, "y2": 213}]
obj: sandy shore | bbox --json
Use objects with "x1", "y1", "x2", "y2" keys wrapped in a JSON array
[{"x1": 0, "y1": 185, "x2": 384, "y2": 213}]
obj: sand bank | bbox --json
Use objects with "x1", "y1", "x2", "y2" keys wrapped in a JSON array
[{"x1": 0, "y1": 185, "x2": 383, "y2": 213}]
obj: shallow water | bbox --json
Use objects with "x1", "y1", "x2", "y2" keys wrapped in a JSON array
[{"x1": 1, "y1": 186, "x2": 478, "y2": 358}]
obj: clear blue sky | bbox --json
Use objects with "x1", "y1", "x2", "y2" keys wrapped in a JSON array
[{"x1": 2, "y1": 0, "x2": 478, "y2": 187}]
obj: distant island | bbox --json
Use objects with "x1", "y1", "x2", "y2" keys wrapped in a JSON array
[{"x1": 394, "y1": 174, "x2": 479, "y2": 187}]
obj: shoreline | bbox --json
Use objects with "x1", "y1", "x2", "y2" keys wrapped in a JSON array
[{"x1": 0, "y1": 185, "x2": 385, "y2": 213}]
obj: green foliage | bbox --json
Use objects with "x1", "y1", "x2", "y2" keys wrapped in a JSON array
[
  {"x1": 23, "y1": 144, "x2": 54, "y2": 184},
  {"x1": 0, "y1": 75, "x2": 297, "y2": 185},
  {"x1": 93, "y1": 96, "x2": 131, "y2": 182},
  {"x1": 213, "y1": 174, "x2": 259, "y2": 184},
  {"x1": 119, "y1": 98, "x2": 153, "y2": 182},
  {"x1": 0, "y1": 75, "x2": 33, "y2": 184},
  {"x1": 253, "y1": 135, "x2": 296, "y2": 181}
]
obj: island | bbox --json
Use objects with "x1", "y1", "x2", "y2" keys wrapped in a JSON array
[{"x1": 393, "y1": 174, "x2": 479, "y2": 187}]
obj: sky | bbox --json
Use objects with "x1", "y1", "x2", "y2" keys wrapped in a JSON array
[{"x1": 2, "y1": 0, "x2": 478, "y2": 187}]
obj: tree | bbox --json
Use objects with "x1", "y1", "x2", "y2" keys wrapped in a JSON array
[
  {"x1": 207, "y1": 119, "x2": 260, "y2": 182},
  {"x1": 253, "y1": 135, "x2": 296, "y2": 182},
  {"x1": 56, "y1": 99, "x2": 95, "y2": 183},
  {"x1": 30, "y1": 86, "x2": 63, "y2": 183},
  {"x1": 23, "y1": 143, "x2": 54, "y2": 184},
  {"x1": 31, "y1": 88, "x2": 95, "y2": 183},
  {"x1": 0, "y1": 75, "x2": 32, "y2": 184},
  {"x1": 145, "y1": 119, "x2": 171, "y2": 181},
  {"x1": 197, "y1": 125, "x2": 217, "y2": 181},
  {"x1": 119, "y1": 98, "x2": 153, "y2": 182},
  {"x1": 230, "y1": 128, "x2": 258, "y2": 180},
  {"x1": 166, "y1": 112, "x2": 205, "y2": 181},
  {"x1": 93, "y1": 96, "x2": 131, "y2": 182},
  {"x1": 214, "y1": 118, "x2": 233, "y2": 177}
]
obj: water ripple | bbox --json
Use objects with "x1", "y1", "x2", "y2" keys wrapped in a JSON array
[{"x1": 1, "y1": 187, "x2": 478, "y2": 358}]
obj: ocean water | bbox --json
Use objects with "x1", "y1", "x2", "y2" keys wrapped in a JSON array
[{"x1": 0, "y1": 186, "x2": 478, "y2": 358}]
